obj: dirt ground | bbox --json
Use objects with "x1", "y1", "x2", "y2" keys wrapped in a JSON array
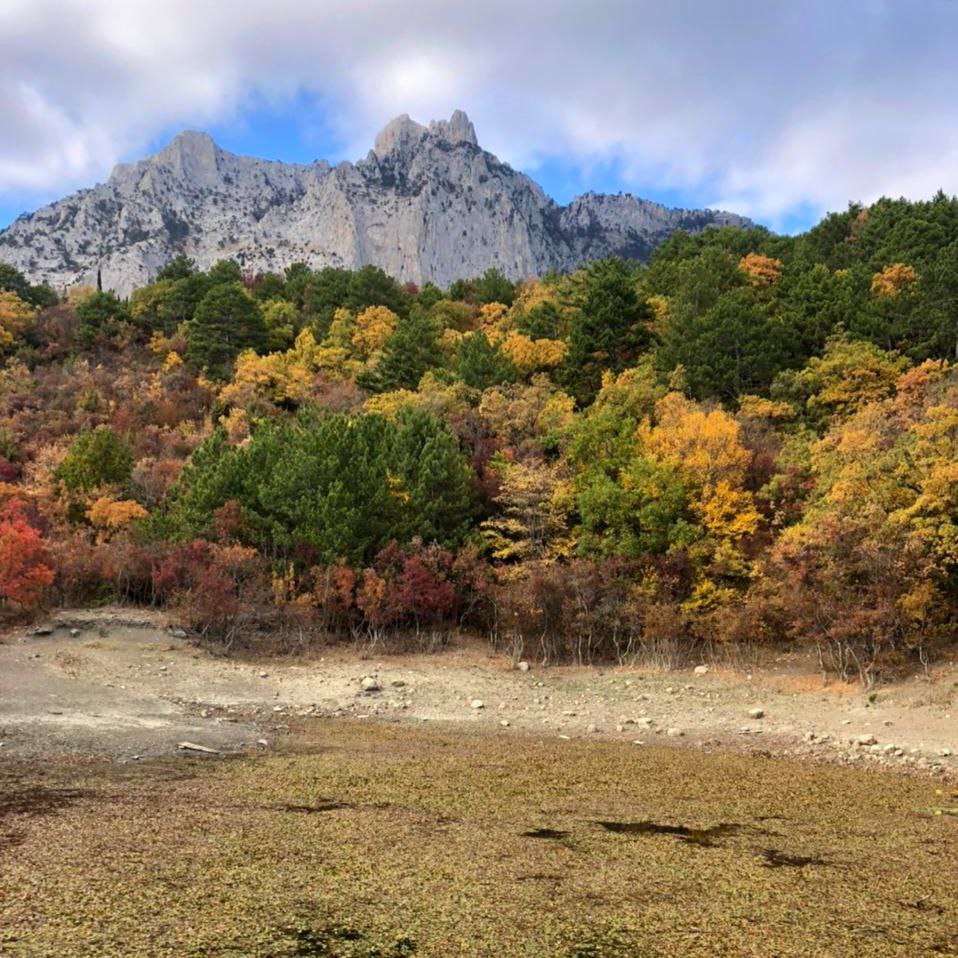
[
  {"x1": 1, "y1": 608, "x2": 954, "y2": 777},
  {"x1": 2, "y1": 723, "x2": 957, "y2": 958}
]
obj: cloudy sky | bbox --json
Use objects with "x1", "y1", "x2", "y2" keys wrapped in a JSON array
[{"x1": 2, "y1": 0, "x2": 957, "y2": 232}]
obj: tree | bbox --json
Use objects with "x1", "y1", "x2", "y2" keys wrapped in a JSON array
[
  {"x1": 657, "y1": 287, "x2": 798, "y2": 400},
  {"x1": 391, "y1": 406, "x2": 476, "y2": 546},
  {"x1": 75, "y1": 291, "x2": 130, "y2": 345},
  {"x1": 262, "y1": 299, "x2": 299, "y2": 351},
  {"x1": 55, "y1": 427, "x2": 134, "y2": 494},
  {"x1": 130, "y1": 273, "x2": 212, "y2": 334},
  {"x1": 0, "y1": 262, "x2": 55, "y2": 308},
  {"x1": 498, "y1": 331, "x2": 567, "y2": 376},
  {"x1": 352, "y1": 305, "x2": 399, "y2": 358},
  {"x1": 250, "y1": 272, "x2": 287, "y2": 302},
  {"x1": 87, "y1": 496, "x2": 149, "y2": 531},
  {"x1": 206, "y1": 259, "x2": 243, "y2": 285},
  {"x1": 0, "y1": 290, "x2": 36, "y2": 350},
  {"x1": 482, "y1": 458, "x2": 570, "y2": 561},
  {"x1": 472, "y1": 268, "x2": 518, "y2": 306},
  {"x1": 362, "y1": 307, "x2": 443, "y2": 392},
  {"x1": 0, "y1": 263, "x2": 32, "y2": 302},
  {"x1": 575, "y1": 453, "x2": 691, "y2": 558},
  {"x1": 187, "y1": 283, "x2": 268, "y2": 375},
  {"x1": 771, "y1": 333, "x2": 909, "y2": 427},
  {"x1": 0, "y1": 499, "x2": 55, "y2": 607},
  {"x1": 559, "y1": 259, "x2": 653, "y2": 404},
  {"x1": 871, "y1": 263, "x2": 918, "y2": 299},
  {"x1": 156, "y1": 254, "x2": 197, "y2": 282},
  {"x1": 739, "y1": 252, "x2": 784, "y2": 286},
  {"x1": 454, "y1": 331, "x2": 516, "y2": 388},
  {"x1": 515, "y1": 299, "x2": 563, "y2": 340},
  {"x1": 767, "y1": 361, "x2": 958, "y2": 681},
  {"x1": 345, "y1": 265, "x2": 410, "y2": 317},
  {"x1": 165, "y1": 410, "x2": 474, "y2": 564}
]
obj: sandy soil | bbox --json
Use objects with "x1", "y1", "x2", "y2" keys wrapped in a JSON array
[{"x1": 1, "y1": 608, "x2": 955, "y2": 776}]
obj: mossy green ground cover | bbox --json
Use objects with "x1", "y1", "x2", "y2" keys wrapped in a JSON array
[{"x1": 1, "y1": 721, "x2": 955, "y2": 957}]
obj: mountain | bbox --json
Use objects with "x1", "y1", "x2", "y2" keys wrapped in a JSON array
[{"x1": 0, "y1": 110, "x2": 751, "y2": 296}]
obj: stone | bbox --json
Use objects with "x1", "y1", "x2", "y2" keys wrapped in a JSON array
[
  {"x1": 856, "y1": 734, "x2": 878, "y2": 746},
  {"x1": 666, "y1": 727, "x2": 684, "y2": 737},
  {"x1": 177, "y1": 741, "x2": 218, "y2": 754},
  {"x1": 69, "y1": 628, "x2": 81, "y2": 637},
  {"x1": 470, "y1": 699, "x2": 485, "y2": 710},
  {"x1": 169, "y1": 627, "x2": 187, "y2": 638},
  {"x1": 587, "y1": 724, "x2": 599, "y2": 733},
  {"x1": 748, "y1": 708, "x2": 765, "y2": 720},
  {"x1": 360, "y1": 676, "x2": 381, "y2": 693},
  {"x1": 0, "y1": 112, "x2": 750, "y2": 296},
  {"x1": 500, "y1": 719, "x2": 510, "y2": 727},
  {"x1": 693, "y1": 665, "x2": 709, "y2": 675},
  {"x1": 517, "y1": 661, "x2": 530, "y2": 672}
]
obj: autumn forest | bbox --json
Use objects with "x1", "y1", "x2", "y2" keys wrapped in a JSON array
[{"x1": 3, "y1": 194, "x2": 958, "y2": 685}]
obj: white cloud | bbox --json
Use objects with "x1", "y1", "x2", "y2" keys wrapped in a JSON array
[{"x1": 1, "y1": 0, "x2": 957, "y2": 227}]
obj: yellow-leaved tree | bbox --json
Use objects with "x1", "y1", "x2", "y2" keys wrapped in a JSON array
[
  {"x1": 0, "y1": 290, "x2": 36, "y2": 350},
  {"x1": 352, "y1": 305, "x2": 399, "y2": 358},
  {"x1": 497, "y1": 332, "x2": 567, "y2": 375},
  {"x1": 870, "y1": 262, "x2": 918, "y2": 298}
]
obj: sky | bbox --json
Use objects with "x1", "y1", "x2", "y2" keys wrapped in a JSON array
[{"x1": 2, "y1": 0, "x2": 958, "y2": 234}]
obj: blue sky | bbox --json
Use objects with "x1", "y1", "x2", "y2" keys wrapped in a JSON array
[{"x1": 3, "y1": 1, "x2": 958, "y2": 235}]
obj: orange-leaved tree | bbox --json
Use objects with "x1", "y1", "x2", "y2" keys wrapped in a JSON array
[{"x1": 0, "y1": 498, "x2": 55, "y2": 608}]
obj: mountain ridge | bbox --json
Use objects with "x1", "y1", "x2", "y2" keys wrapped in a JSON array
[{"x1": 0, "y1": 111, "x2": 751, "y2": 295}]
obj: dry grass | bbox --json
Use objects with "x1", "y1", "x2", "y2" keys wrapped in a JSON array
[{"x1": 1, "y1": 721, "x2": 956, "y2": 957}]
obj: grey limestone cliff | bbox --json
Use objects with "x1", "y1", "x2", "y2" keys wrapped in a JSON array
[{"x1": 0, "y1": 110, "x2": 750, "y2": 295}]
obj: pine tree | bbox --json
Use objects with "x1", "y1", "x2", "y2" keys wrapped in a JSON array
[
  {"x1": 187, "y1": 283, "x2": 268, "y2": 376},
  {"x1": 559, "y1": 259, "x2": 652, "y2": 404},
  {"x1": 454, "y1": 331, "x2": 516, "y2": 388},
  {"x1": 361, "y1": 307, "x2": 442, "y2": 392}
]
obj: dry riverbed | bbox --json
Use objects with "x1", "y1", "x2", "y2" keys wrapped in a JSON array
[
  {"x1": 1, "y1": 610, "x2": 957, "y2": 957},
  {"x1": 0, "y1": 610, "x2": 955, "y2": 776}
]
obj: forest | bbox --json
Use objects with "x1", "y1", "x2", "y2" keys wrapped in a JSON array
[{"x1": 2, "y1": 193, "x2": 958, "y2": 684}]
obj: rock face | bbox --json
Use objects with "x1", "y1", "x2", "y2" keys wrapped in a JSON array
[{"x1": 0, "y1": 110, "x2": 751, "y2": 296}]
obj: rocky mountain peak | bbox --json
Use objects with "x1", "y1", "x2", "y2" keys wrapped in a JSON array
[
  {"x1": 0, "y1": 109, "x2": 752, "y2": 295},
  {"x1": 153, "y1": 130, "x2": 219, "y2": 178},
  {"x1": 428, "y1": 109, "x2": 478, "y2": 147},
  {"x1": 373, "y1": 114, "x2": 428, "y2": 158},
  {"x1": 374, "y1": 110, "x2": 479, "y2": 160}
]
